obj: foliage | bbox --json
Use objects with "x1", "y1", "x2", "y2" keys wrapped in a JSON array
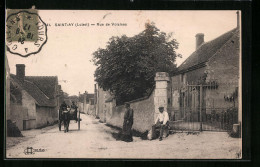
[
  {"x1": 92, "y1": 22, "x2": 181, "y2": 105},
  {"x1": 63, "y1": 92, "x2": 69, "y2": 99}
]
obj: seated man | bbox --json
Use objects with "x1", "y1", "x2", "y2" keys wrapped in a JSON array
[{"x1": 152, "y1": 106, "x2": 169, "y2": 141}]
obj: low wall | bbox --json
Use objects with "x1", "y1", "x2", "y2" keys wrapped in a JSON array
[
  {"x1": 106, "y1": 105, "x2": 125, "y2": 128},
  {"x1": 106, "y1": 90, "x2": 155, "y2": 133},
  {"x1": 87, "y1": 105, "x2": 95, "y2": 115}
]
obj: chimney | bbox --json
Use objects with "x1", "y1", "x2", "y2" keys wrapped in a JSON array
[
  {"x1": 195, "y1": 33, "x2": 204, "y2": 50},
  {"x1": 16, "y1": 64, "x2": 25, "y2": 82},
  {"x1": 236, "y1": 11, "x2": 240, "y2": 28}
]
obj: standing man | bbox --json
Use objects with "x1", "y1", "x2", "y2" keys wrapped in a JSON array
[
  {"x1": 122, "y1": 102, "x2": 134, "y2": 142},
  {"x1": 71, "y1": 101, "x2": 78, "y2": 122},
  {"x1": 153, "y1": 106, "x2": 169, "y2": 141}
]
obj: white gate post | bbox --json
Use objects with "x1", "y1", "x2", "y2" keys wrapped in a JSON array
[{"x1": 154, "y1": 72, "x2": 170, "y2": 122}]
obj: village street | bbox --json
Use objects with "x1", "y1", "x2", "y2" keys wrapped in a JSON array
[{"x1": 6, "y1": 113, "x2": 242, "y2": 159}]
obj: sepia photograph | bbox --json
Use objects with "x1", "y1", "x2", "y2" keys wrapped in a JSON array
[{"x1": 5, "y1": 10, "x2": 242, "y2": 159}]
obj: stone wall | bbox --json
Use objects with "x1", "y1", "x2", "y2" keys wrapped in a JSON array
[
  {"x1": 205, "y1": 32, "x2": 239, "y2": 110},
  {"x1": 21, "y1": 90, "x2": 36, "y2": 119},
  {"x1": 106, "y1": 105, "x2": 125, "y2": 128},
  {"x1": 10, "y1": 103, "x2": 35, "y2": 130},
  {"x1": 130, "y1": 90, "x2": 155, "y2": 132},
  {"x1": 106, "y1": 90, "x2": 155, "y2": 133},
  {"x1": 35, "y1": 105, "x2": 57, "y2": 128},
  {"x1": 103, "y1": 101, "x2": 115, "y2": 123}
]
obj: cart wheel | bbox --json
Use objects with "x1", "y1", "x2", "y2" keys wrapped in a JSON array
[{"x1": 59, "y1": 120, "x2": 61, "y2": 131}]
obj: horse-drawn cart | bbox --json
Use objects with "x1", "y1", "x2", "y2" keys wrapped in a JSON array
[{"x1": 58, "y1": 107, "x2": 80, "y2": 132}]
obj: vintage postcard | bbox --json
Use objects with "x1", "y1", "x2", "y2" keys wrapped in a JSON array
[{"x1": 5, "y1": 10, "x2": 242, "y2": 159}]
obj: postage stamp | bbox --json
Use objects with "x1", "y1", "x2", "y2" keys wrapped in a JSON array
[{"x1": 6, "y1": 10, "x2": 47, "y2": 57}]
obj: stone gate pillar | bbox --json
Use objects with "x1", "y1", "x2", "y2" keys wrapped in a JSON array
[{"x1": 154, "y1": 72, "x2": 170, "y2": 122}]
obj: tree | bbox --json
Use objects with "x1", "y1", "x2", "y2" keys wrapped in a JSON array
[
  {"x1": 63, "y1": 92, "x2": 69, "y2": 99},
  {"x1": 92, "y1": 22, "x2": 181, "y2": 105}
]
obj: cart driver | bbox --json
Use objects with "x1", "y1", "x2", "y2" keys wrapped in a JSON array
[{"x1": 71, "y1": 101, "x2": 78, "y2": 122}]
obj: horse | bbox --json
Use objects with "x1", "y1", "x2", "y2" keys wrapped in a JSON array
[
  {"x1": 62, "y1": 107, "x2": 71, "y2": 133},
  {"x1": 58, "y1": 106, "x2": 79, "y2": 132}
]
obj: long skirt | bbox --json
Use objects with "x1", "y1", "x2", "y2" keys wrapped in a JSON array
[{"x1": 122, "y1": 120, "x2": 133, "y2": 142}]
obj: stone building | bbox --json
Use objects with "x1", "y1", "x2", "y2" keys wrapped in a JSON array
[
  {"x1": 9, "y1": 64, "x2": 62, "y2": 130},
  {"x1": 171, "y1": 26, "x2": 240, "y2": 124}
]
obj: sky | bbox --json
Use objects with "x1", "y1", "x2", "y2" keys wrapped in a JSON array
[{"x1": 6, "y1": 10, "x2": 238, "y2": 96}]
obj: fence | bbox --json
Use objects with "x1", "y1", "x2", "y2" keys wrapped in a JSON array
[
  {"x1": 170, "y1": 80, "x2": 239, "y2": 132},
  {"x1": 170, "y1": 107, "x2": 238, "y2": 132}
]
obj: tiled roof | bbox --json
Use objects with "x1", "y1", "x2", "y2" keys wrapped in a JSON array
[
  {"x1": 10, "y1": 74, "x2": 57, "y2": 107},
  {"x1": 177, "y1": 28, "x2": 239, "y2": 73},
  {"x1": 25, "y1": 76, "x2": 57, "y2": 98}
]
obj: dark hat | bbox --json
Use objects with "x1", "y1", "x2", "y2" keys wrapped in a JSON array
[{"x1": 158, "y1": 106, "x2": 164, "y2": 109}]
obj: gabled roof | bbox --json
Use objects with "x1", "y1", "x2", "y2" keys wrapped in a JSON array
[
  {"x1": 10, "y1": 74, "x2": 57, "y2": 107},
  {"x1": 177, "y1": 28, "x2": 239, "y2": 74},
  {"x1": 25, "y1": 76, "x2": 57, "y2": 99}
]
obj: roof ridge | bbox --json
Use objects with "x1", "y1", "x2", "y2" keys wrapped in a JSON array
[
  {"x1": 177, "y1": 27, "x2": 238, "y2": 72},
  {"x1": 25, "y1": 76, "x2": 57, "y2": 78},
  {"x1": 199, "y1": 28, "x2": 237, "y2": 64},
  {"x1": 10, "y1": 74, "x2": 56, "y2": 107},
  {"x1": 207, "y1": 28, "x2": 239, "y2": 63}
]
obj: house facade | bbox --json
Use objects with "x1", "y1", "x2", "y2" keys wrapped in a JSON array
[
  {"x1": 171, "y1": 27, "x2": 240, "y2": 130},
  {"x1": 10, "y1": 64, "x2": 61, "y2": 130}
]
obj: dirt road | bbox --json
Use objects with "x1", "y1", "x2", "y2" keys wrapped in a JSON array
[{"x1": 6, "y1": 113, "x2": 242, "y2": 159}]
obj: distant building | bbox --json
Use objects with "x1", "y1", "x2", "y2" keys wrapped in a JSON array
[
  {"x1": 78, "y1": 91, "x2": 95, "y2": 114},
  {"x1": 10, "y1": 64, "x2": 62, "y2": 130},
  {"x1": 95, "y1": 84, "x2": 115, "y2": 123}
]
